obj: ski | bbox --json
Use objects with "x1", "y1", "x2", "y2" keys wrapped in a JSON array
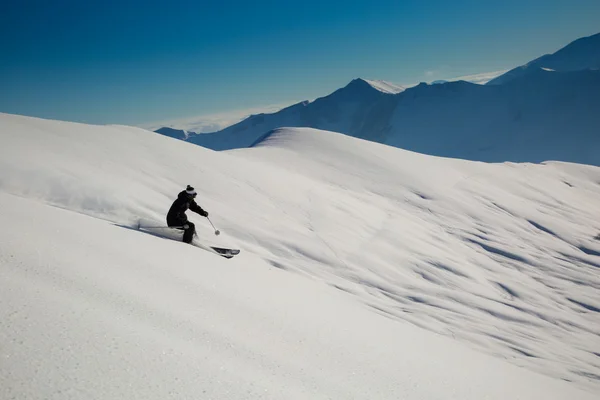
[
  {"x1": 191, "y1": 242, "x2": 240, "y2": 259},
  {"x1": 137, "y1": 221, "x2": 240, "y2": 258},
  {"x1": 210, "y1": 247, "x2": 241, "y2": 258}
]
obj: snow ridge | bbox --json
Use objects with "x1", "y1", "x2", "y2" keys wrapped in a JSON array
[
  {"x1": 362, "y1": 79, "x2": 405, "y2": 94},
  {"x1": 488, "y1": 32, "x2": 600, "y2": 85}
]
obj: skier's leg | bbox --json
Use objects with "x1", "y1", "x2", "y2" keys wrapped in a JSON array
[
  {"x1": 183, "y1": 222, "x2": 195, "y2": 243},
  {"x1": 166, "y1": 216, "x2": 181, "y2": 228}
]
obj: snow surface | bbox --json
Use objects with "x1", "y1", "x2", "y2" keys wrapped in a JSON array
[
  {"x1": 363, "y1": 79, "x2": 405, "y2": 94},
  {"x1": 1, "y1": 113, "x2": 600, "y2": 398}
]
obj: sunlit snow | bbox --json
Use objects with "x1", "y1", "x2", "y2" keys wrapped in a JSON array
[{"x1": 1, "y1": 113, "x2": 599, "y2": 399}]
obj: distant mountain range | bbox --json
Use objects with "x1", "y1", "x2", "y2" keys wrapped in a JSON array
[
  {"x1": 487, "y1": 32, "x2": 600, "y2": 85},
  {"x1": 155, "y1": 32, "x2": 600, "y2": 166}
]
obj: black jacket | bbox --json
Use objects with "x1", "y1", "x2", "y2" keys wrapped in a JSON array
[{"x1": 167, "y1": 191, "x2": 207, "y2": 226}]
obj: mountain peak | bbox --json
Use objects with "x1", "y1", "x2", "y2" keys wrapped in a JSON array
[
  {"x1": 349, "y1": 78, "x2": 405, "y2": 94},
  {"x1": 488, "y1": 31, "x2": 600, "y2": 85}
]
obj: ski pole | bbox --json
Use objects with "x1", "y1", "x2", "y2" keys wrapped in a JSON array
[{"x1": 207, "y1": 217, "x2": 221, "y2": 236}]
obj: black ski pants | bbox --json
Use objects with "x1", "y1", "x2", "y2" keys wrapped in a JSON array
[
  {"x1": 181, "y1": 222, "x2": 195, "y2": 243},
  {"x1": 167, "y1": 218, "x2": 195, "y2": 244}
]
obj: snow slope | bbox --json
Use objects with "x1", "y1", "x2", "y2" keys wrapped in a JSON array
[
  {"x1": 1, "y1": 113, "x2": 600, "y2": 398},
  {"x1": 363, "y1": 79, "x2": 405, "y2": 94},
  {"x1": 488, "y1": 32, "x2": 600, "y2": 85}
]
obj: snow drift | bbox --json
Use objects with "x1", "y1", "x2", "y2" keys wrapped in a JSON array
[{"x1": 1, "y1": 113, "x2": 600, "y2": 398}]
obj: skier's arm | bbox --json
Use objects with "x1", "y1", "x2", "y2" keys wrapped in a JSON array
[{"x1": 190, "y1": 200, "x2": 208, "y2": 217}]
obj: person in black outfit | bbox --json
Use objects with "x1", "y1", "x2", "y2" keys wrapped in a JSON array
[{"x1": 167, "y1": 185, "x2": 209, "y2": 243}]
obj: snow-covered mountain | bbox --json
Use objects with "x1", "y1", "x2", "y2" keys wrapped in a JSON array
[
  {"x1": 154, "y1": 126, "x2": 192, "y2": 140},
  {"x1": 184, "y1": 69, "x2": 600, "y2": 165},
  {"x1": 382, "y1": 69, "x2": 600, "y2": 164},
  {"x1": 180, "y1": 77, "x2": 399, "y2": 150},
  {"x1": 154, "y1": 33, "x2": 600, "y2": 166},
  {"x1": 488, "y1": 32, "x2": 600, "y2": 85},
  {"x1": 1, "y1": 113, "x2": 599, "y2": 398}
]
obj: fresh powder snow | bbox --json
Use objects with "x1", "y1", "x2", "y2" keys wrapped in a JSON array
[{"x1": 1, "y1": 113, "x2": 599, "y2": 399}]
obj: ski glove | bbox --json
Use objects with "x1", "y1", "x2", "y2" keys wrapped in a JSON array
[{"x1": 202, "y1": 210, "x2": 209, "y2": 217}]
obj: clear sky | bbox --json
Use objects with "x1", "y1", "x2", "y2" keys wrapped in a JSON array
[{"x1": 1, "y1": 0, "x2": 599, "y2": 126}]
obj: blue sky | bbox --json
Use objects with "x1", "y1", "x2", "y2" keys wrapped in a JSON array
[{"x1": 1, "y1": 0, "x2": 599, "y2": 126}]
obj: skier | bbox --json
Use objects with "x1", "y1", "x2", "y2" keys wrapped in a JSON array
[{"x1": 167, "y1": 185, "x2": 209, "y2": 243}]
